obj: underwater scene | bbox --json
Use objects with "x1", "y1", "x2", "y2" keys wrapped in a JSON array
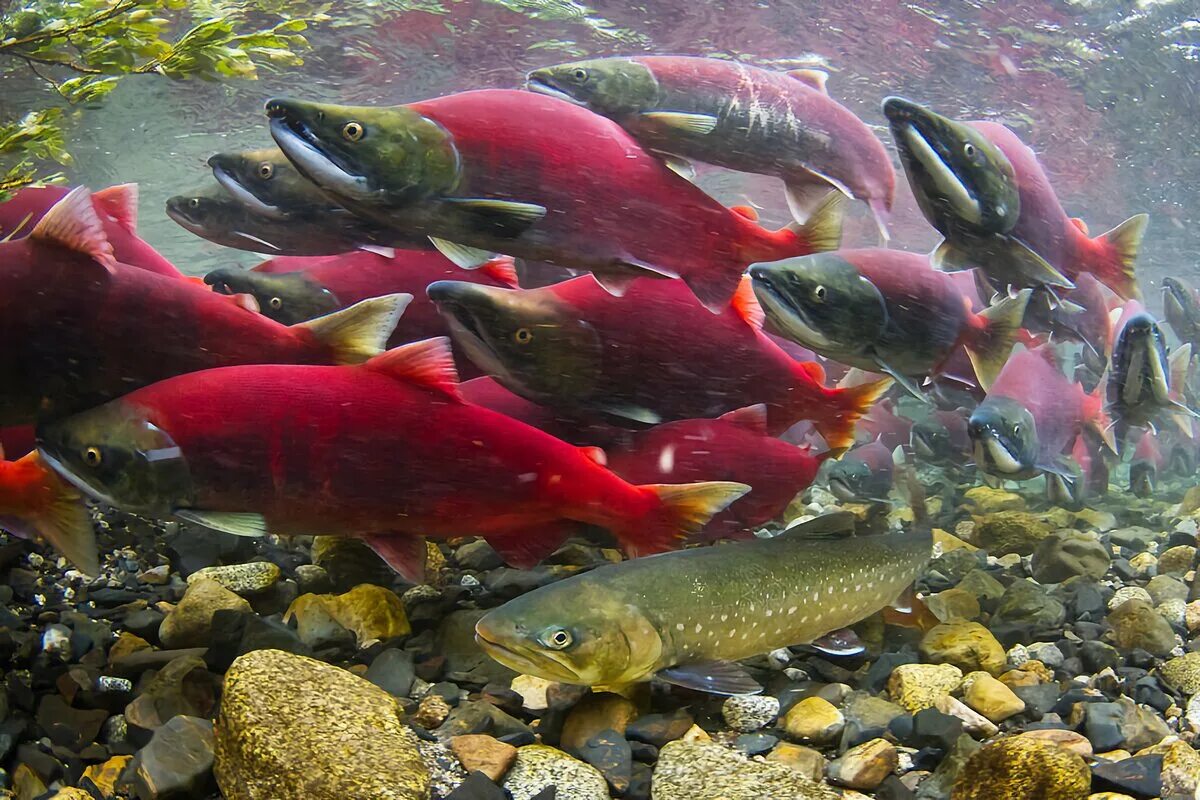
[{"x1": 0, "y1": 0, "x2": 1198, "y2": 798}]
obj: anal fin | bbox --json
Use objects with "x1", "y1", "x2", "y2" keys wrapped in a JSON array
[
  {"x1": 807, "y1": 627, "x2": 865, "y2": 657},
  {"x1": 364, "y1": 533, "x2": 428, "y2": 584},
  {"x1": 657, "y1": 660, "x2": 761, "y2": 696},
  {"x1": 484, "y1": 522, "x2": 577, "y2": 570}
]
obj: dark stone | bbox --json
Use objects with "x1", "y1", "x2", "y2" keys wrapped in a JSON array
[
  {"x1": 444, "y1": 770, "x2": 507, "y2": 800},
  {"x1": 204, "y1": 611, "x2": 311, "y2": 673},
  {"x1": 578, "y1": 728, "x2": 633, "y2": 793},
  {"x1": 1127, "y1": 649, "x2": 1159, "y2": 670},
  {"x1": 733, "y1": 732, "x2": 777, "y2": 756},
  {"x1": 0, "y1": 603, "x2": 23, "y2": 629},
  {"x1": 483, "y1": 567, "x2": 560, "y2": 599},
  {"x1": 15, "y1": 742, "x2": 64, "y2": 783},
  {"x1": 429, "y1": 683, "x2": 462, "y2": 706},
  {"x1": 626, "y1": 708, "x2": 694, "y2": 748},
  {"x1": 437, "y1": 701, "x2": 533, "y2": 741},
  {"x1": 1080, "y1": 640, "x2": 1122, "y2": 672},
  {"x1": 805, "y1": 656, "x2": 856, "y2": 685},
  {"x1": 1010, "y1": 683, "x2": 1060, "y2": 722},
  {"x1": 1052, "y1": 687, "x2": 1105, "y2": 717},
  {"x1": 1091, "y1": 753, "x2": 1163, "y2": 797},
  {"x1": 876, "y1": 774, "x2": 917, "y2": 800},
  {"x1": 61, "y1": 611, "x2": 111, "y2": 660},
  {"x1": 627, "y1": 762, "x2": 652, "y2": 800},
  {"x1": 414, "y1": 653, "x2": 446, "y2": 683},
  {"x1": 121, "y1": 610, "x2": 165, "y2": 644},
  {"x1": 1066, "y1": 582, "x2": 1107, "y2": 622},
  {"x1": 1073, "y1": 621, "x2": 1106, "y2": 641},
  {"x1": 915, "y1": 733, "x2": 979, "y2": 800},
  {"x1": 1110, "y1": 558, "x2": 1140, "y2": 581},
  {"x1": 529, "y1": 787, "x2": 557, "y2": 800},
  {"x1": 365, "y1": 649, "x2": 415, "y2": 698},
  {"x1": 629, "y1": 741, "x2": 657, "y2": 763},
  {"x1": 1059, "y1": 657, "x2": 1084, "y2": 678},
  {"x1": 479, "y1": 683, "x2": 522, "y2": 717},
  {"x1": 1083, "y1": 702, "x2": 1126, "y2": 752},
  {"x1": 497, "y1": 730, "x2": 536, "y2": 748},
  {"x1": 35, "y1": 694, "x2": 108, "y2": 750},
  {"x1": 908, "y1": 708, "x2": 964, "y2": 752},
  {"x1": 546, "y1": 682, "x2": 590, "y2": 711},
  {"x1": 164, "y1": 526, "x2": 254, "y2": 576},
  {"x1": 125, "y1": 715, "x2": 215, "y2": 800},
  {"x1": 455, "y1": 540, "x2": 504, "y2": 571},
  {"x1": 124, "y1": 656, "x2": 219, "y2": 744},
  {"x1": 863, "y1": 651, "x2": 919, "y2": 692},
  {"x1": 887, "y1": 713, "x2": 914, "y2": 744},
  {"x1": 1167, "y1": 531, "x2": 1197, "y2": 549},
  {"x1": 87, "y1": 588, "x2": 145, "y2": 607},
  {"x1": 1132, "y1": 677, "x2": 1172, "y2": 713},
  {"x1": 6, "y1": 673, "x2": 35, "y2": 713}
]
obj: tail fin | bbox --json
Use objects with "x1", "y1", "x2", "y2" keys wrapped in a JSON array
[
  {"x1": 297, "y1": 292, "x2": 411, "y2": 364},
  {"x1": 1097, "y1": 213, "x2": 1147, "y2": 300},
  {"x1": 784, "y1": 191, "x2": 845, "y2": 255},
  {"x1": 23, "y1": 454, "x2": 98, "y2": 575},
  {"x1": 621, "y1": 481, "x2": 751, "y2": 558},
  {"x1": 965, "y1": 288, "x2": 1031, "y2": 392},
  {"x1": 1086, "y1": 381, "x2": 1119, "y2": 454},
  {"x1": 817, "y1": 377, "x2": 894, "y2": 457}
]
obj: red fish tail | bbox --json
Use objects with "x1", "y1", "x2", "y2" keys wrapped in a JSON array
[
  {"x1": 1090, "y1": 214, "x2": 1148, "y2": 300},
  {"x1": 805, "y1": 377, "x2": 894, "y2": 458},
  {"x1": 617, "y1": 481, "x2": 751, "y2": 559},
  {"x1": 1, "y1": 454, "x2": 97, "y2": 575}
]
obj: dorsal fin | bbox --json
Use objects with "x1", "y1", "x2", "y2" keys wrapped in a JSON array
[
  {"x1": 730, "y1": 205, "x2": 759, "y2": 222},
  {"x1": 731, "y1": 276, "x2": 765, "y2": 330},
  {"x1": 578, "y1": 446, "x2": 607, "y2": 466},
  {"x1": 29, "y1": 186, "x2": 117, "y2": 273},
  {"x1": 787, "y1": 68, "x2": 829, "y2": 95},
  {"x1": 1069, "y1": 217, "x2": 1090, "y2": 236},
  {"x1": 478, "y1": 256, "x2": 520, "y2": 289},
  {"x1": 365, "y1": 337, "x2": 461, "y2": 399},
  {"x1": 718, "y1": 404, "x2": 769, "y2": 434},
  {"x1": 92, "y1": 183, "x2": 138, "y2": 232}
]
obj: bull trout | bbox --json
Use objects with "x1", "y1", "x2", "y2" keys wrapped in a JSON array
[{"x1": 475, "y1": 512, "x2": 930, "y2": 694}]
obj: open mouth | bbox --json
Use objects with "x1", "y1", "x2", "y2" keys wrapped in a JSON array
[
  {"x1": 828, "y1": 476, "x2": 857, "y2": 502},
  {"x1": 36, "y1": 445, "x2": 122, "y2": 508},
  {"x1": 899, "y1": 122, "x2": 982, "y2": 225},
  {"x1": 749, "y1": 272, "x2": 836, "y2": 351},
  {"x1": 911, "y1": 432, "x2": 937, "y2": 458},
  {"x1": 981, "y1": 433, "x2": 1024, "y2": 474},
  {"x1": 525, "y1": 76, "x2": 583, "y2": 106},
  {"x1": 266, "y1": 110, "x2": 370, "y2": 201}
]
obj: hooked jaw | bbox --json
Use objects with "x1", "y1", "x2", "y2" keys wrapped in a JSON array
[
  {"x1": 208, "y1": 154, "x2": 285, "y2": 220},
  {"x1": 265, "y1": 99, "x2": 373, "y2": 203},
  {"x1": 474, "y1": 614, "x2": 584, "y2": 684},
  {"x1": 524, "y1": 71, "x2": 583, "y2": 105},
  {"x1": 748, "y1": 264, "x2": 836, "y2": 351}
]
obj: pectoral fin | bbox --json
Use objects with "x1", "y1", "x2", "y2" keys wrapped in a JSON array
[
  {"x1": 175, "y1": 510, "x2": 269, "y2": 537},
  {"x1": 597, "y1": 404, "x2": 663, "y2": 425},
  {"x1": 808, "y1": 628, "x2": 866, "y2": 657},
  {"x1": 639, "y1": 112, "x2": 719, "y2": 135},
  {"x1": 875, "y1": 361, "x2": 931, "y2": 403},
  {"x1": 657, "y1": 660, "x2": 762, "y2": 696},
  {"x1": 430, "y1": 237, "x2": 500, "y2": 269},
  {"x1": 442, "y1": 198, "x2": 547, "y2": 238}
]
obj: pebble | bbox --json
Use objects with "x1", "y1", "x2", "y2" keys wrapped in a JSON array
[
  {"x1": 1026, "y1": 642, "x2": 1065, "y2": 669},
  {"x1": 187, "y1": 562, "x2": 281, "y2": 595},
  {"x1": 934, "y1": 694, "x2": 998, "y2": 738},
  {"x1": 919, "y1": 621, "x2": 1006, "y2": 675},
  {"x1": 1017, "y1": 729, "x2": 1094, "y2": 758},
  {"x1": 450, "y1": 734, "x2": 517, "y2": 782},
  {"x1": 1158, "y1": 545, "x2": 1196, "y2": 575},
  {"x1": 1160, "y1": 652, "x2": 1200, "y2": 695},
  {"x1": 1030, "y1": 529, "x2": 1111, "y2": 583},
  {"x1": 962, "y1": 672, "x2": 1027, "y2": 723},
  {"x1": 650, "y1": 739, "x2": 839, "y2": 800},
  {"x1": 1107, "y1": 586, "x2": 1153, "y2": 610},
  {"x1": 826, "y1": 738, "x2": 897, "y2": 790},
  {"x1": 1146, "y1": 574, "x2": 1190, "y2": 605},
  {"x1": 159, "y1": 578, "x2": 251, "y2": 649},
  {"x1": 502, "y1": 745, "x2": 608, "y2": 800},
  {"x1": 1107, "y1": 598, "x2": 1178, "y2": 656},
  {"x1": 973, "y1": 511, "x2": 1052, "y2": 556},
  {"x1": 766, "y1": 742, "x2": 826, "y2": 781},
  {"x1": 887, "y1": 663, "x2": 963, "y2": 713},
  {"x1": 126, "y1": 715, "x2": 215, "y2": 799},
  {"x1": 780, "y1": 696, "x2": 844, "y2": 744},
  {"x1": 721, "y1": 694, "x2": 779, "y2": 733},
  {"x1": 951, "y1": 736, "x2": 1091, "y2": 799}
]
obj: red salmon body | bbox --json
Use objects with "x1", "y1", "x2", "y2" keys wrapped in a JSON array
[
  {"x1": 972, "y1": 122, "x2": 1145, "y2": 299},
  {"x1": 604, "y1": 405, "x2": 823, "y2": 539},
  {"x1": 0, "y1": 189, "x2": 404, "y2": 424},
  {"x1": 1, "y1": 185, "x2": 184, "y2": 279},
  {"x1": 460, "y1": 377, "x2": 623, "y2": 448},
  {"x1": 53, "y1": 341, "x2": 748, "y2": 576},
  {"x1": 407, "y1": 90, "x2": 841, "y2": 310}
]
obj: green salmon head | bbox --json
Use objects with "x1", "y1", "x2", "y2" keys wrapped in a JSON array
[
  {"x1": 526, "y1": 58, "x2": 659, "y2": 117},
  {"x1": 967, "y1": 397, "x2": 1038, "y2": 478},
  {"x1": 882, "y1": 97, "x2": 1019, "y2": 235},
  {"x1": 1129, "y1": 460, "x2": 1156, "y2": 498},
  {"x1": 826, "y1": 459, "x2": 873, "y2": 503},
  {"x1": 208, "y1": 147, "x2": 334, "y2": 219},
  {"x1": 475, "y1": 579, "x2": 663, "y2": 686},
  {"x1": 910, "y1": 420, "x2": 951, "y2": 461},
  {"x1": 426, "y1": 280, "x2": 603, "y2": 404},
  {"x1": 265, "y1": 97, "x2": 460, "y2": 208},
  {"x1": 166, "y1": 188, "x2": 290, "y2": 254},
  {"x1": 204, "y1": 267, "x2": 340, "y2": 325},
  {"x1": 36, "y1": 402, "x2": 193, "y2": 516},
  {"x1": 748, "y1": 255, "x2": 888, "y2": 360}
]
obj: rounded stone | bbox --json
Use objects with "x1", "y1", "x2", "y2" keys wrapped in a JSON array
[
  {"x1": 920, "y1": 622, "x2": 1006, "y2": 676},
  {"x1": 1107, "y1": 586, "x2": 1152, "y2": 611},
  {"x1": 962, "y1": 673, "x2": 1027, "y2": 723},
  {"x1": 1160, "y1": 652, "x2": 1200, "y2": 695},
  {"x1": 950, "y1": 737, "x2": 1090, "y2": 799},
  {"x1": 973, "y1": 512, "x2": 1052, "y2": 556},
  {"x1": 1030, "y1": 530, "x2": 1110, "y2": 583},
  {"x1": 780, "y1": 697, "x2": 844, "y2": 744},
  {"x1": 502, "y1": 745, "x2": 608, "y2": 800},
  {"x1": 1107, "y1": 598, "x2": 1178, "y2": 656},
  {"x1": 650, "y1": 739, "x2": 839, "y2": 800},
  {"x1": 159, "y1": 578, "x2": 251, "y2": 649},
  {"x1": 213, "y1": 649, "x2": 430, "y2": 800},
  {"x1": 1147, "y1": 575, "x2": 1190, "y2": 606},
  {"x1": 887, "y1": 663, "x2": 963, "y2": 713},
  {"x1": 1158, "y1": 545, "x2": 1196, "y2": 575},
  {"x1": 721, "y1": 695, "x2": 780, "y2": 733},
  {"x1": 187, "y1": 562, "x2": 281, "y2": 596},
  {"x1": 827, "y1": 738, "x2": 897, "y2": 790}
]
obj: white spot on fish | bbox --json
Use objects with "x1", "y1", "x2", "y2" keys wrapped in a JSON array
[
  {"x1": 518, "y1": 472, "x2": 537, "y2": 483},
  {"x1": 721, "y1": 614, "x2": 728, "y2": 622},
  {"x1": 765, "y1": 609, "x2": 773, "y2": 617},
  {"x1": 694, "y1": 623, "x2": 703, "y2": 634},
  {"x1": 788, "y1": 607, "x2": 797, "y2": 615},
  {"x1": 657, "y1": 445, "x2": 676, "y2": 474},
  {"x1": 676, "y1": 623, "x2": 685, "y2": 631}
]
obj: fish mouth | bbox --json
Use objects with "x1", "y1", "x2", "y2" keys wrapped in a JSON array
[
  {"x1": 266, "y1": 103, "x2": 372, "y2": 203},
  {"x1": 210, "y1": 161, "x2": 286, "y2": 220},
  {"x1": 828, "y1": 477, "x2": 858, "y2": 502},
  {"x1": 897, "y1": 121, "x2": 982, "y2": 226},
  {"x1": 748, "y1": 267, "x2": 837, "y2": 351},
  {"x1": 910, "y1": 431, "x2": 938, "y2": 459},
  {"x1": 970, "y1": 428, "x2": 1025, "y2": 476},
  {"x1": 474, "y1": 629, "x2": 582, "y2": 684},
  {"x1": 1046, "y1": 472, "x2": 1081, "y2": 508},
  {"x1": 427, "y1": 281, "x2": 520, "y2": 387},
  {"x1": 36, "y1": 445, "x2": 124, "y2": 509},
  {"x1": 524, "y1": 75, "x2": 585, "y2": 106}
]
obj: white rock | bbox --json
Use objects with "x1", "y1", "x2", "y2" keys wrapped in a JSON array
[
  {"x1": 1026, "y1": 642, "x2": 1064, "y2": 669},
  {"x1": 722, "y1": 695, "x2": 780, "y2": 732},
  {"x1": 1108, "y1": 585, "x2": 1153, "y2": 610},
  {"x1": 510, "y1": 674, "x2": 552, "y2": 712}
]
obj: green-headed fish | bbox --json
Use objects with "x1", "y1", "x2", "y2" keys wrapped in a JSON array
[{"x1": 475, "y1": 512, "x2": 930, "y2": 694}]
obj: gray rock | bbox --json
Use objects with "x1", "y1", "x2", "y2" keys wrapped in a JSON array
[
  {"x1": 455, "y1": 540, "x2": 504, "y2": 572},
  {"x1": 993, "y1": 580, "x2": 1067, "y2": 630},
  {"x1": 1147, "y1": 575, "x2": 1190, "y2": 606},
  {"x1": 503, "y1": 744, "x2": 609, "y2": 800},
  {"x1": 366, "y1": 649, "x2": 416, "y2": 698},
  {"x1": 721, "y1": 695, "x2": 779, "y2": 733},
  {"x1": 1030, "y1": 530, "x2": 1110, "y2": 583},
  {"x1": 126, "y1": 715, "x2": 215, "y2": 799}
]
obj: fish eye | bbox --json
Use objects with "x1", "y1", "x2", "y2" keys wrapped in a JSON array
[
  {"x1": 82, "y1": 447, "x2": 103, "y2": 467},
  {"x1": 572, "y1": 68, "x2": 588, "y2": 82},
  {"x1": 257, "y1": 162, "x2": 274, "y2": 180},
  {"x1": 269, "y1": 297, "x2": 283, "y2": 310},
  {"x1": 1012, "y1": 423, "x2": 1021, "y2": 435},
  {"x1": 342, "y1": 121, "x2": 364, "y2": 141},
  {"x1": 813, "y1": 285, "x2": 827, "y2": 302},
  {"x1": 188, "y1": 198, "x2": 200, "y2": 209},
  {"x1": 539, "y1": 627, "x2": 573, "y2": 650},
  {"x1": 963, "y1": 143, "x2": 977, "y2": 158},
  {"x1": 513, "y1": 328, "x2": 534, "y2": 345}
]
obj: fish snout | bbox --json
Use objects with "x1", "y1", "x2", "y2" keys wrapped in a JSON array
[
  {"x1": 881, "y1": 96, "x2": 923, "y2": 123},
  {"x1": 204, "y1": 267, "x2": 252, "y2": 296}
]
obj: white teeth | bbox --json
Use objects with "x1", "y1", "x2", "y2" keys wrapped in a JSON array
[
  {"x1": 902, "y1": 123, "x2": 982, "y2": 225},
  {"x1": 985, "y1": 436, "x2": 1024, "y2": 474},
  {"x1": 214, "y1": 170, "x2": 285, "y2": 219}
]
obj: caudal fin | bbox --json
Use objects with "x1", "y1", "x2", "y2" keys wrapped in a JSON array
[
  {"x1": 22, "y1": 455, "x2": 98, "y2": 575},
  {"x1": 1098, "y1": 213, "x2": 1148, "y2": 300},
  {"x1": 965, "y1": 288, "x2": 1031, "y2": 392},
  {"x1": 620, "y1": 481, "x2": 751, "y2": 558},
  {"x1": 297, "y1": 292, "x2": 411, "y2": 364},
  {"x1": 817, "y1": 377, "x2": 895, "y2": 457}
]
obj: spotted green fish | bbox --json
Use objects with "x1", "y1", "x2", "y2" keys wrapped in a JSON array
[{"x1": 475, "y1": 512, "x2": 931, "y2": 695}]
